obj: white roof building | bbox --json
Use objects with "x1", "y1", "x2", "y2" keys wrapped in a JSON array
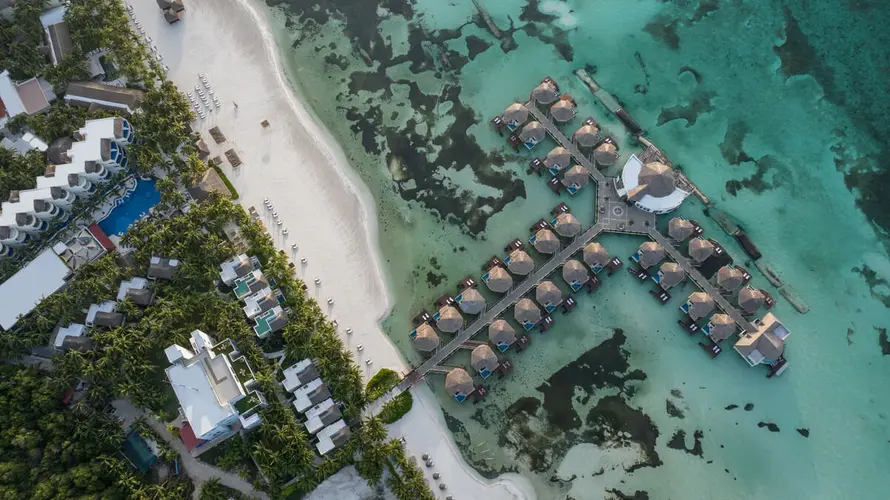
[
  {"x1": 304, "y1": 398, "x2": 342, "y2": 435},
  {"x1": 281, "y1": 358, "x2": 320, "y2": 392},
  {"x1": 292, "y1": 378, "x2": 332, "y2": 413},
  {"x1": 315, "y1": 419, "x2": 351, "y2": 456},
  {"x1": 219, "y1": 254, "x2": 254, "y2": 285},
  {"x1": 242, "y1": 286, "x2": 275, "y2": 319},
  {"x1": 53, "y1": 323, "x2": 85, "y2": 349},
  {"x1": 85, "y1": 300, "x2": 117, "y2": 326},
  {"x1": 116, "y1": 277, "x2": 148, "y2": 300},
  {"x1": 615, "y1": 154, "x2": 690, "y2": 214},
  {"x1": 0, "y1": 247, "x2": 70, "y2": 330},
  {"x1": 734, "y1": 313, "x2": 791, "y2": 369}
]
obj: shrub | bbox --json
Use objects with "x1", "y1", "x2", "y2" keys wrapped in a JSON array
[
  {"x1": 365, "y1": 368, "x2": 400, "y2": 401},
  {"x1": 379, "y1": 392, "x2": 412, "y2": 424}
]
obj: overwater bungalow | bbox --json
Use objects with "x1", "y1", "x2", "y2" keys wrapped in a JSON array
[
  {"x1": 703, "y1": 313, "x2": 737, "y2": 343},
  {"x1": 445, "y1": 368, "x2": 475, "y2": 403},
  {"x1": 471, "y1": 345, "x2": 499, "y2": 379},
  {"x1": 733, "y1": 312, "x2": 790, "y2": 375},
  {"x1": 489, "y1": 319, "x2": 517, "y2": 352},
  {"x1": 530, "y1": 228, "x2": 560, "y2": 254},
  {"x1": 514, "y1": 298, "x2": 542, "y2": 330},
  {"x1": 682, "y1": 291, "x2": 715, "y2": 321},
  {"x1": 535, "y1": 281, "x2": 563, "y2": 312},
  {"x1": 456, "y1": 287, "x2": 486, "y2": 315},
  {"x1": 552, "y1": 212, "x2": 581, "y2": 238},
  {"x1": 593, "y1": 142, "x2": 619, "y2": 166},
  {"x1": 715, "y1": 265, "x2": 745, "y2": 293},
  {"x1": 550, "y1": 99, "x2": 576, "y2": 123},
  {"x1": 573, "y1": 124, "x2": 599, "y2": 149},
  {"x1": 410, "y1": 323, "x2": 440, "y2": 352},
  {"x1": 688, "y1": 237, "x2": 716, "y2": 263},
  {"x1": 668, "y1": 217, "x2": 695, "y2": 242},
  {"x1": 483, "y1": 265, "x2": 514, "y2": 293},
  {"x1": 738, "y1": 287, "x2": 766, "y2": 315},
  {"x1": 531, "y1": 81, "x2": 559, "y2": 105},
  {"x1": 583, "y1": 241, "x2": 609, "y2": 273},
  {"x1": 562, "y1": 259, "x2": 589, "y2": 291},
  {"x1": 518, "y1": 122, "x2": 546, "y2": 149},
  {"x1": 505, "y1": 248, "x2": 535, "y2": 276},
  {"x1": 632, "y1": 241, "x2": 665, "y2": 269},
  {"x1": 435, "y1": 305, "x2": 463, "y2": 333},
  {"x1": 501, "y1": 103, "x2": 528, "y2": 131},
  {"x1": 654, "y1": 261, "x2": 685, "y2": 290},
  {"x1": 544, "y1": 146, "x2": 572, "y2": 174},
  {"x1": 561, "y1": 165, "x2": 590, "y2": 195}
]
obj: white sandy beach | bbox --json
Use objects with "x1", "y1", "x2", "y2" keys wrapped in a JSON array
[{"x1": 128, "y1": 0, "x2": 535, "y2": 498}]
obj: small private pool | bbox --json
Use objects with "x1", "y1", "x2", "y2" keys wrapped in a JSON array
[{"x1": 97, "y1": 178, "x2": 161, "y2": 236}]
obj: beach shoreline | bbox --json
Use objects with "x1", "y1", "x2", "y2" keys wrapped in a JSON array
[{"x1": 128, "y1": 0, "x2": 535, "y2": 497}]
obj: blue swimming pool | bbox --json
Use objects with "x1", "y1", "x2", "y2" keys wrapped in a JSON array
[{"x1": 97, "y1": 178, "x2": 161, "y2": 236}]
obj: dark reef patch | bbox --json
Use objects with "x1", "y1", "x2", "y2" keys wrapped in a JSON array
[
  {"x1": 657, "y1": 90, "x2": 716, "y2": 127},
  {"x1": 851, "y1": 266, "x2": 890, "y2": 308},
  {"x1": 719, "y1": 121, "x2": 754, "y2": 166},
  {"x1": 465, "y1": 35, "x2": 492, "y2": 60},
  {"x1": 607, "y1": 489, "x2": 650, "y2": 500},
  {"x1": 690, "y1": 0, "x2": 720, "y2": 23},
  {"x1": 758, "y1": 422, "x2": 780, "y2": 432},
  {"x1": 744, "y1": 403, "x2": 754, "y2": 411},
  {"x1": 666, "y1": 429, "x2": 704, "y2": 457},
  {"x1": 725, "y1": 404, "x2": 738, "y2": 411},
  {"x1": 725, "y1": 154, "x2": 787, "y2": 196},
  {"x1": 877, "y1": 327, "x2": 890, "y2": 355},
  {"x1": 644, "y1": 15, "x2": 681, "y2": 50},
  {"x1": 773, "y1": 7, "x2": 836, "y2": 99},
  {"x1": 501, "y1": 396, "x2": 565, "y2": 472},
  {"x1": 678, "y1": 66, "x2": 702, "y2": 84},
  {"x1": 666, "y1": 399, "x2": 685, "y2": 419},
  {"x1": 584, "y1": 395, "x2": 662, "y2": 471},
  {"x1": 519, "y1": 0, "x2": 558, "y2": 24},
  {"x1": 797, "y1": 428, "x2": 810, "y2": 437}
]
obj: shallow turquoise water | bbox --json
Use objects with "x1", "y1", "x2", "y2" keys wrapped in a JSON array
[{"x1": 263, "y1": 0, "x2": 890, "y2": 497}]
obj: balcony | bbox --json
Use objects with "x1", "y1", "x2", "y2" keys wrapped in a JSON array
[
  {"x1": 0, "y1": 226, "x2": 29, "y2": 245},
  {"x1": 15, "y1": 214, "x2": 47, "y2": 232},
  {"x1": 0, "y1": 244, "x2": 12, "y2": 258}
]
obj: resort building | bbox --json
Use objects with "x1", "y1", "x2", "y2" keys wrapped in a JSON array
[
  {"x1": 561, "y1": 164, "x2": 590, "y2": 194},
  {"x1": 242, "y1": 287, "x2": 276, "y2": 319},
  {"x1": 544, "y1": 146, "x2": 571, "y2": 173},
  {"x1": 733, "y1": 313, "x2": 790, "y2": 371},
  {"x1": 530, "y1": 228, "x2": 559, "y2": 254},
  {"x1": 514, "y1": 298, "x2": 542, "y2": 330},
  {"x1": 315, "y1": 419, "x2": 351, "y2": 456},
  {"x1": 501, "y1": 103, "x2": 528, "y2": 130},
  {"x1": 435, "y1": 305, "x2": 463, "y2": 333},
  {"x1": 411, "y1": 322, "x2": 440, "y2": 352},
  {"x1": 703, "y1": 313, "x2": 737, "y2": 343},
  {"x1": 583, "y1": 241, "x2": 609, "y2": 273},
  {"x1": 304, "y1": 398, "x2": 342, "y2": 435},
  {"x1": 530, "y1": 81, "x2": 559, "y2": 105},
  {"x1": 552, "y1": 212, "x2": 581, "y2": 238},
  {"x1": 39, "y1": 5, "x2": 72, "y2": 66},
  {"x1": 738, "y1": 286, "x2": 767, "y2": 315},
  {"x1": 488, "y1": 319, "x2": 517, "y2": 352},
  {"x1": 573, "y1": 123, "x2": 599, "y2": 149},
  {"x1": 471, "y1": 344, "x2": 499, "y2": 379},
  {"x1": 456, "y1": 287, "x2": 486, "y2": 315},
  {"x1": 535, "y1": 281, "x2": 563, "y2": 312},
  {"x1": 633, "y1": 241, "x2": 665, "y2": 269},
  {"x1": 668, "y1": 217, "x2": 695, "y2": 242},
  {"x1": 92, "y1": 310, "x2": 124, "y2": 328},
  {"x1": 715, "y1": 265, "x2": 746, "y2": 293},
  {"x1": 615, "y1": 154, "x2": 690, "y2": 214},
  {"x1": 550, "y1": 98, "x2": 576, "y2": 122},
  {"x1": 1, "y1": 132, "x2": 49, "y2": 155},
  {"x1": 562, "y1": 259, "x2": 589, "y2": 291},
  {"x1": 292, "y1": 378, "x2": 332, "y2": 413},
  {"x1": 0, "y1": 247, "x2": 71, "y2": 330},
  {"x1": 483, "y1": 265, "x2": 513, "y2": 293},
  {"x1": 253, "y1": 305, "x2": 288, "y2": 338},
  {"x1": 85, "y1": 300, "x2": 117, "y2": 327},
  {"x1": 165, "y1": 330, "x2": 266, "y2": 448},
  {"x1": 219, "y1": 254, "x2": 255, "y2": 286},
  {"x1": 53, "y1": 323, "x2": 86, "y2": 350},
  {"x1": 281, "y1": 359, "x2": 320, "y2": 392},
  {"x1": 64, "y1": 82, "x2": 145, "y2": 114},
  {"x1": 654, "y1": 261, "x2": 685, "y2": 290},
  {"x1": 445, "y1": 367, "x2": 475, "y2": 403},
  {"x1": 688, "y1": 237, "x2": 716, "y2": 263},
  {"x1": 682, "y1": 292, "x2": 716, "y2": 321},
  {"x1": 233, "y1": 269, "x2": 268, "y2": 300},
  {"x1": 505, "y1": 248, "x2": 534, "y2": 276},
  {"x1": 147, "y1": 256, "x2": 180, "y2": 280},
  {"x1": 0, "y1": 70, "x2": 54, "y2": 126},
  {"x1": 593, "y1": 142, "x2": 619, "y2": 166},
  {"x1": 519, "y1": 121, "x2": 545, "y2": 148},
  {"x1": 117, "y1": 277, "x2": 152, "y2": 306}
]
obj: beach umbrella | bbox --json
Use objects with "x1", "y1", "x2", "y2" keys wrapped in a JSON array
[
  {"x1": 506, "y1": 249, "x2": 535, "y2": 276},
  {"x1": 550, "y1": 100, "x2": 576, "y2": 122},
  {"x1": 668, "y1": 217, "x2": 695, "y2": 242},
  {"x1": 531, "y1": 82, "x2": 558, "y2": 104},
  {"x1": 514, "y1": 298, "x2": 542, "y2": 326},
  {"x1": 412, "y1": 323, "x2": 440, "y2": 352},
  {"x1": 688, "y1": 238, "x2": 715, "y2": 263},
  {"x1": 637, "y1": 241, "x2": 665, "y2": 269},
  {"x1": 471, "y1": 345, "x2": 499, "y2": 374},
  {"x1": 532, "y1": 229, "x2": 560, "y2": 254},
  {"x1": 716, "y1": 265, "x2": 744, "y2": 292},
  {"x1": 573, "y1": 124, "x2": 599, "y2": 148},
  {"x1": 593, "y1": 142, "x2": 619, "y2": 166},
  {"x1": 583, "y1": 242, "x2": 609, "y2": 270},
  {"x1": 543, "y1": 147, "x2": 572, "y2": 171},
  {"x1": 706, "y1": 314, "x2": 736, "y2": 343},
  {"x1": 561, "y1": 165, "x2": 590, "y2": 189},
  {"x1": 535, "y1": 281, "x2": 563, "y2": 308},
  {"x1": 686, "y1": 292, "x2": 715, "y2": 320},
  {"x1": 488, "y1": 320, "x2": 517, "y2": 350},
  {"x1": 444, "y1": 368, "x2": 474, "y2": 399},
  {"x1": 436, "y1": 306, "x2": 463, "y2": 333},
  {"x1": 562, "y1": 259, "x2": 589, "y2": 285},
  {"x1": 627, "y1": 161, "x2": 676, "y2": 201},
  {"x1": 738, "y1": 287, "x2": 766, "y2": 314},
  {"x1": 657, "y1": 262, "x2": 685, "y2": 289},
  {"x1": 502, "y1": 103, "x2": 528, "y2": 126},
  {"x1": 553, "y1": 212, "x2": 581, "y2": 238},
  {"x1": 485, "y1": 265, "x2": 513, "y2": 293},
  {"x1": 457, "y1": 288, "x2": 486, "y2": 315},
  {"x1": 519, "y1": 122, "x2": 546, "y2": 143}
]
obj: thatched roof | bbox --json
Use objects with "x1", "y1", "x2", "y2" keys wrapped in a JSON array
[
  {"x1": 554, "y1": 213, "x2": 581, "y2": 238},
  {"x1": 706, "y1": 314, "x2": 736, "y2": 343},
  {"x1": 627, "y1": 161, "x2": 676, "y2": 201},
  {"x1": 573, "y1": 124, "x2": 599, "y2": 148},
  {"x1": 562, "y1": 259, "x2": 588, "y2": 285},
  {"x1": 532, "y1": 229, "x2": 560, "y2": 254},
  {"x1": 535, "y1": 281, "x2": 562, "y2": 307},
  {"x1": 688, "y1": 238, "x2": 715, "y2": 263},
  {"x1": 485, "y1": 266, "x2": 513, "y2": 293},
  {"x1": 163, "y1": 8, "x2": 180, "y2": 23},
  {"x1": 583, "y1": 242, "x2": 609, "y2": 269},
  {"x1": 457, "y1": 288, "x2": 486, "y2": 315},
  {"x1": 444, "y1": 368, "x2": 474, "y2": 397},
  {"x1": 514, "y1": 298, "x2": 541, "y2": 325},
  {"x1": 488, "y1": 320, "x2": 517, "y2": 348},
  {"x1": 412, "y1": 323, "x2": 440, "y2": 352},
  {"x1": 187, "y1": 167, "x2": 229, "y2": 201},
  {"x1": 658, "y1": 262, "x2": 685, "y2": 289},
  {"x1": 436, "y1": 305, "x2": 463, "y2": 333},
  {"x1": 519, "y1": 121, "x2": 546, "y2": 143},
  {"x1": 543, "y1": 147, "x2": 571, "y2": 170},
  {"x1": 502, "y1": 103, "x2": 528, "y2": 125},
  {"x1": 550, "y1": 100, "x2": 575, "y2": 122},
  {"x1": 738, "y1": 287, "x2": 765, "y2": 314},
  {"x1": 637, "y1": 241, "x2": 665, "y2": 269},
  {"x1": 668, "y1": 217, "x2": 694, "y2": 241},
  {"x1": 531, "y1": 82, "x2": 558, "y2": 104},
  {"x1": 593, "y1": 142, "x2": 618, "y2": 166},
  {"x1": 506, "y1": 249, "x2": 534, "y2": 276},
  {"x1": 561, "y1": 165, "x2": 590, "y2": 189},
  {"x1": 716, "y1": 266, "x2": 744, "y2": 292},
  {"x1": 687, "y1": 292, "x2": 715, "y2": 320},
  {"x1": 471, "y1": 345, "x2": 499, "y2": 373}
]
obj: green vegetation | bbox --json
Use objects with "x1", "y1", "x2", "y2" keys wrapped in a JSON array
[
  {"x1": 0, "y1": 149, "x2": 45, "y2": 202},
  {"x1": 0, "y1": 0, "x2": 49, "y2": 79},
  {"x1": 385, "y1": 441, "x2": 438, "y2": 500},
  {"x1": 198, "y1": 435, "x2": 261, "y2": 485},
  {"x1": 379, "y1": 392, "x2": 413, "y2": 424},
  {"x1": 366, "y1": 367, "x2": 400, "y2": 401},
  {"x1": 200, "y1": 478, "x2": 247, "y2": 500},
  {"x1": 211, "y1": 162, "x2": 240, "y2": 199},
  {"x1": 131, "y1": 417, "x2": 179, "y2": 462}
]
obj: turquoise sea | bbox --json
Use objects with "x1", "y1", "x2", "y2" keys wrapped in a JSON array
[{"x1": 263, "y1": 0, "x2": 890, "y2": 498}]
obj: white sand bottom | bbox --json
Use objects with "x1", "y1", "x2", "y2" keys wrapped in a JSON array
[{"x1": 127, "y1": 0, "x2": 535, "y2": 498}]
